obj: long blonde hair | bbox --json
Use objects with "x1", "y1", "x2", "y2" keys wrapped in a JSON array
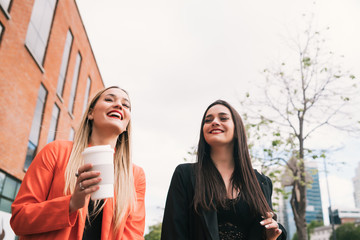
[{"x1": 64, "y1": 86, "x2": 135, "y2": 232}]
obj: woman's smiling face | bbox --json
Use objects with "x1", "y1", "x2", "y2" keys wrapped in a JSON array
[
  {"x1": 88, "y1": 88, "x2": 131, "y2": 135},
  {"x1": 203, "y1": 104, "x2": 235, "y2": 148}
]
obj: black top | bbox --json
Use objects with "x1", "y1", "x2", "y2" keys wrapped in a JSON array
[
  {"x1": 82, "y1": 200, "x2": 104, "y2": 240},
  {"x1": 217, "y1": 196, "x2": 256, "y2": 240},
  {"x1": 161, "y1": 163, "x2": 287, "y2": 240}
]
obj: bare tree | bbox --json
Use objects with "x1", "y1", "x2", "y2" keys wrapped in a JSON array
[{"x1": 241, "y1": 19, "x2": 360, "y2": 240}]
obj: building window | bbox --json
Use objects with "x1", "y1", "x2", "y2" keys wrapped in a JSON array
[
  {"x1": 0, "y1": 171, "x2": 21, "y2": 213},
  {"x1": 0, "y1": 0, "x2": 12, "y2": 16},
  {"x1": 82, "y1": 77, "x2": 91, "y2": 113},
  {"x1": 56, "y1": 30, "x2": 73, "y2": 98},
  {"x1": 25, "y1": 0, "x2": 57, "y2": 66},
  {"x1": 24, "y1": 84, "x2": 48, "y2": 171},
  {"x1": 0, "y1": 21, "x2": 4, "y2": 44},
  {"x1": 68, "y1": 52, "x2": 81, "y2": 114},
  {"x1": 69, "y1": 127, "x2": 75, "y2": 141},
  {"x1": 47, "y1": 103, "x2": 60, "y2": 143}
]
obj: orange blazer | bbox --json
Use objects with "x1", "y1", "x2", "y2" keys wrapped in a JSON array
[{"x1": 10, "y1": 140, "x2": 146, "y2": 240}]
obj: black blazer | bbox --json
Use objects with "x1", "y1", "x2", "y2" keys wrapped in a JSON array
[{"x1": 161, "y1": 163, "x2": 287, "y2": 240}]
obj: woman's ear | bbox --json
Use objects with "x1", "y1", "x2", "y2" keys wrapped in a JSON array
[{"x1": 88, "y1": 109, "x2": 94, "y2": 120}]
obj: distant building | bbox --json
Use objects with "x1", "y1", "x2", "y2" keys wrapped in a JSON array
[
  {"x1": 281, "y1": 161, "x2": 324, "y2": 239},
  {"x1": 353, "y1": 162, "x2": 360, "y2": 208},
  {"x1": 311, "y1": 225, "x2": 336, "y2": 240},
  {"x1": 283, "y1": 186, "x2": 296, "y2": 239},
  {"x1": 252, "y1": 162, "x2": 288, "y2": 231},
  {"x1": 0, "y1": 0, "x2": 104, "y2": 237},
  {"x1": 305, "y1": 162, "x2": 323, "y2": 223},
  {"x1": 330, "y1": 208, "x2": 360, "y2": 224}
]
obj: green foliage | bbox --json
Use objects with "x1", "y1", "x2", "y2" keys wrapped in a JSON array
[
  {"x1": 330, "y1": 223, "x2": 360, "y2": 240},
  {"x1": 292, "y1": 221, "x2": 323, "y2": 240},
  {"x1": 302, "y1": 57, "x2": 312, "y2": 67},
  {"x1": 144, "y1": 223, "x2": 162, "y2": 240},
  {"x1": 292, "y1": 232, "x2": 298, "y2": 240},
  {"x1": 307, "y1": 220, "x2": 323, "y2": 238}
]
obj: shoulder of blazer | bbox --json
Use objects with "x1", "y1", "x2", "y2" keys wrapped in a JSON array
[
  {"x1": 174, "y1": 163, "x2": 196, "y2": 187},
  {"x1": 254, "y1": 169, "x2": 273, "y2": 198},
  {"x1": 254, "y1": 169, "x2": 271, "y2": 185}
]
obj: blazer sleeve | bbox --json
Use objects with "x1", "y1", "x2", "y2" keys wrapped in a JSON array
[
  {"x1": 262, "y1": 174, "x2": 287, "y2": 240},
  {"x1": 10, "y1": 141, "x2": 78, "y2": 235},
  {"x1": 161, "y1": 164, "x2": 191, "y2": 240},
  {"x1": 122, "y1": 165, "x2": 146, "y2": 240}
]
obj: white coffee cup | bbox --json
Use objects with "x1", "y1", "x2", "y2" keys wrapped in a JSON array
[{"x1": 82, "y1": 145, "x2": 114, "y2": 200}]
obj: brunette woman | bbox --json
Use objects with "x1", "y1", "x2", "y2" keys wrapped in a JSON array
[
  {"x1": 161, "y1": 100, "x2": 286, "y2": 240},
  {"x1": 11, "y1": 86, "x2": 146, "y2": 240}
]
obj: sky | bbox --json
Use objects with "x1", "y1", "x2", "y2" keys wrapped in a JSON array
[{"x1": 76, "y1": 0, "x2": 360, "y2": 231}]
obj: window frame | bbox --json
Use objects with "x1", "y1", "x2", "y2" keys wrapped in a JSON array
[
  {"x1": 82, "y1": 76, "x2": 91, "y2": 114},
  {"x1": 0, "y1": 0, "x2": 12, "y2": 19},
  {"x1": 24, "y1": 0, "x2": 58, "y2": 70},
  {"x1": 24, "y1": 84, "x2": 48, "y2": 171},
  {"x1": 46, "y1": 102, "x2": 60, "y2": 143},
  {"x1": 56, "y1": 29, "x2": 74, "y2": 99},
  {"x1": 0, "y1": 170, "x2": 21, "y2": 213},
  {"x1": 68, "y1": 52, "x2": 82, "y2": 115},
  {"x1": 0, "y1": 21, "x2": 4, "y2": 45}
]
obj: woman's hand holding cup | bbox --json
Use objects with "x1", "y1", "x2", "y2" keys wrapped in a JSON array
[{"x1": 69, "y1": 163, "x2": 101, "y2": 213}]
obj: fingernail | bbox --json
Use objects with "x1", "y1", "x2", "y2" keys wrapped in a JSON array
[
  {"x1": 265, "y1": 225, "x2": 269, "y2": 228},
  {"x1": 260, "y1": 221, "x2": 264, "y2": 225}
]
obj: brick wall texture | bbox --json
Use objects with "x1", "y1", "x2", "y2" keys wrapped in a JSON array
[{"x1": 0, "y1": 0, "x2": 105, "y2": 180}]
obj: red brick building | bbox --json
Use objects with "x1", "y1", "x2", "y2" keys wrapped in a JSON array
[{"x1": 0, "y1": 0, "x2": 104, "y2": 236}]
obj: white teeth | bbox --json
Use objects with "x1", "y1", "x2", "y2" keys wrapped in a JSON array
[
  {"x1": 109, "y1": 112, "x2": 121, "y2": 118},
  {"x1": 211, "y1": 130, "x2": 223, "y2": 133}
]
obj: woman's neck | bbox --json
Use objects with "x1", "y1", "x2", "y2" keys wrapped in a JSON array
[
  {"x1": 210, "y1": 145, "x2": 234, "y2": 170},
  {"x1": 89, "y1": 129, "x2": 118, "y2": 148},
  {"x1": 210, "y1": 145, "x2": 238, "y2": 198}
]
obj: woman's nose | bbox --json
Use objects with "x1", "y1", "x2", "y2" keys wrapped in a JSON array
[
  {"x1": 113, "y1": 101, "x2": 123, "y2": 109},
  {"x1": 211, "y1": 118, "x2": 220, "y2": 126}
]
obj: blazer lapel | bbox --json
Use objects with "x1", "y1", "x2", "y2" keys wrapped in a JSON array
[
  {"x1": 190, "y1": 166, "x2": 219, "y2": 240},
  {"x1": 101, "y1": 198, "x2": 113, "y2": 239},
  {"x1": 201, "y1": 208, "x2": 219, "y2": 240}
]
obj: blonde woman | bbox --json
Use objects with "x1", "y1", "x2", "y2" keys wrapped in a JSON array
[{"x1": 11, "y1": 86, "x2": 146, "y2": 239}]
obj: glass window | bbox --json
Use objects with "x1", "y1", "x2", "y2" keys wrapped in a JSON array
[
  {"x1": 82, "y1": 77, "x2": 91, "y2": 113},
  {"x1": 68, "y1": 52, "x2": 81, "y2": 114},
  {"x1": 47, "y1": 103, "x2": 60, "y2": 143},
  {"x1": 0, "y1": 21, "x2": 4, "y2": 44},
  {"x1": 0, "y1": 198, "x2": 12, "y2": 213},
  {"x1": 56, "y1": 30, "x2": 73, "y2": 97},
  {"x1": 0, "y1": 0, "x2": 11, "y2": 13},
  {"x1": 69, "y1": 127, "x2": 75, "y2": 141},
  {"x1": 0, "y1": 172, "x2": 5, "y2": 192},
  {"x1": 24, "y1": 141, "x2": 36, "y2": 170},
  {"x1": 25, "y1": 84, "x2": 47, "y2": 170},
  {"x1": 0, "y1": 171, "x2": 21, "y2": 213},
  {"x1": 28, "y1": 84, "x2": 47, "y2": 145},
  {"x1": 25, "y1": 0, "x2": 57, "y2": 65},
  {"x1": 2, "y1": 177, "x2": 17, "y2": 199}
]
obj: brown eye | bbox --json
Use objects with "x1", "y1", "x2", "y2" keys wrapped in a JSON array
[{"x1": 122, "y1": 103, "x2": 130, "y2": 109}]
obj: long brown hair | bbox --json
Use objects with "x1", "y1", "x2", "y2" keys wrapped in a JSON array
[
  {"x1": 193, "y1": 100, "x2": 272, "y2": 217},
  {"x1": 64, "y1": 86, "x2": 135, "y2": 232}
]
